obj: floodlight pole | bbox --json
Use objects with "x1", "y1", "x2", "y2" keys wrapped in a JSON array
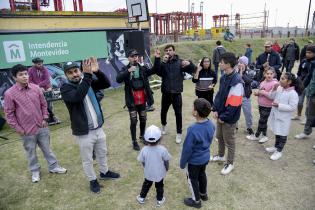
[{"x1": 306, "y1": 0, "x2": 312, "y2": 36}]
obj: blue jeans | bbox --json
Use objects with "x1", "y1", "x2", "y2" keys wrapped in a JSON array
[{"x1": 242, "y1": 97, "x2": 253, "y2": 129}]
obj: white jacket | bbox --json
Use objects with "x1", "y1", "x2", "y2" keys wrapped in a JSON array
[{"x1": 267, "y1": 86, "x2": 298, "y2": 136}]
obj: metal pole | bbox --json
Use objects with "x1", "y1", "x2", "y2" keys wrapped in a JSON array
[
  {"x1": 306, "y1": 0, "x2": 312, "y2": 35},
  {"x1": 275, "y1": 8, "x2": 278, "y2": 27}
]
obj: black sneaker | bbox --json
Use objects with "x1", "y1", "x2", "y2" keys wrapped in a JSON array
[
  {"x1": 184, "y1": 198, "x2": 201, "y2": 208},
  {"x1": 90, "y1": 179, "x2": 100, "y2": 193},
  {"x1": 133, "y1": 141, "x2": 140, "y2": 151},
  {"x1": 247, "y1": 128, "x2": 254, "y2": 135},
  {"x1": 48, "y1": 117, "x2": 61, "y2": 126},
  {"x1": 100, "y1": 170, "x2": 120, "y2": 180},
  {"x1": 200, "y1": 193, "x2": 208, "y2": 201}
]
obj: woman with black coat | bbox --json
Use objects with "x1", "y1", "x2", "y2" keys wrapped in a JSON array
[{"x1": 192, "y1": 57, "x2": 217, "y2": 106}]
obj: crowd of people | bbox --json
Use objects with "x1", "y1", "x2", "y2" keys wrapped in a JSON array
[{"x1": 2, "y1": 38, "x2": 315, "y2": 208}]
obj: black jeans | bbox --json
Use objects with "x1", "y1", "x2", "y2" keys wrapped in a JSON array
[
  {"x1": 140, "y1": 178, "x2": 164, "y2": 201},
  {"x1": 187, "y1": 163, "x2": 208, "y2": 202},
  {"x1": 128, "y1": 104, "x2": 146, "y2": 142},
  {"x1": 285, "y1": 60, "x2": 295, "y2": 73},
  {"x1": 255, "y1": 106, "x2": 272, "y2": 137},
  {"x1": 196, "y1": 90, "x2": 214, "y2": 107},
  {"x1": 161, "y1": 93, "x2": 182, "y2": 134},
  {"x1": 275, "y1": 135, "x2": 287, "y2": 152}
]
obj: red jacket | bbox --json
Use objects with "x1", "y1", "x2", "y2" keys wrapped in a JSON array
[
  {"x1": 28, "y1": 66, "x2": 51, "y2": 90},
  {"x1": 272, "y1": 44, "x2": 281, "y2": 54}
]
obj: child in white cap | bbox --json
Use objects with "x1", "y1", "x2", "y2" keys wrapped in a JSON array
[{"x1": 136, "y1": 125, "x2": 172, "y2": 207}]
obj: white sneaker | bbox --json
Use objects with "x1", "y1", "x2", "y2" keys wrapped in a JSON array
[
  {"x1": 313, "y1": 145, "x2": 315, "y2": 149},
  {"x1": 300, "y1": 120, "x2": 306, "y2": 125},
  {"x1": 246, "y1": 134, "x2": 258, "y2": 141},
  {"x1": 270, "y1": 151, "x2": 282, "y2": 160},
  {"x1": 221, "y1": 164, "x2": 234, "y2": 175},
  {"x1": 211, "y1": 155, "x2": 225, "y2": 162},
  {"x1": 176, "y1": 134, "x2": 182, "y2": 144},
  {"x1": 265, "y1": 146, "x2": 277, "y2": 153},
  {"x1": 209, "y1": 155, "x2": 213, "y2": 161},
  {"x1": 32, "y1": 171, "x2": 40, "y2": 183},
  {"x1": 291, "y1": 115, "x2": 300, "y2": 120},
  {"x1": 259, "y1": 135, "x2": 269, "y2": 143},
  {"x1": 49, "y1": 166, "x2": 67, "y2": 174},
  {"x1": 136, "y1": 195, "x2": 145, "y2": 204},
  {"x1": 156, "y1": 197, "x2": 165, "y2": 207},
  {"x1": 313, "y1": 160, "x2": 315, "y2": 165},
  {"x1": 295, "y1": 133, "x2": 309, "y2": 139}
]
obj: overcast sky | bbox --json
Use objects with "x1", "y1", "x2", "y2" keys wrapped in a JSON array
[{"x1": 1, "y1": 0, "x2": 314, "y2": 28}]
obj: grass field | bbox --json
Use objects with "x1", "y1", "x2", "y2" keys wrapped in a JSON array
[{"x1": 0, "y1": 38, "x2": 315, "y2": 210}]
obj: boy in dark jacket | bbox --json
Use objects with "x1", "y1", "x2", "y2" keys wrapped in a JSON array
[
  {"x1": 295, "y1": 48, "x2": 315, "y2": 140},
  {"x1": 61, "y1": 57, "x2": 120, "y2": 193},
  {"x1": 211, "y1": 52, "x2": 244, "y2": 175},
  {"x1": 180, "y1": 98, "x2": 215, "y2": 209},
  {"x1": 116, "y1": 49, "x2": 161, "y2": 151},
  {"x1": 293, "y1": 45, "x2": 315, "y2": 120}
]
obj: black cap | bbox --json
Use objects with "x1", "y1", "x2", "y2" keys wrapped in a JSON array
[
  {"x1": 127, "y1": 49, "x2": 139, "y2": 57},
  {"x1": 32, "y1": 57, "x2": 43, "y2": 63},
  {"x1": 63, "y1": 61, "x2": 79, "y2": 72}
]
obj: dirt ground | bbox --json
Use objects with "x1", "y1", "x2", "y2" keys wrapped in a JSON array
[{"x1": 0, "y1": 79, "x2": 314, "y2": 210}]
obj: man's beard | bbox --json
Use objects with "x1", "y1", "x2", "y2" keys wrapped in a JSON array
[{"x1": 69, "y1": 77, "x2": 81, "y2": 84}]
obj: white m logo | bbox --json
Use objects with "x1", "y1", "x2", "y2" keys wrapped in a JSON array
[{"x1": 3, "y1": 41, "x2": 26, "y2": 63}]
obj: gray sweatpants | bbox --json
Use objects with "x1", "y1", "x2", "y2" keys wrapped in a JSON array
[
  {"x1": 22, "y1": 127, "x2": 58, "y2": 172},
  {"x1": 242, "y1": 97, "x2": 253, "y2": 129},
  {"x1": 216, "y1": 122, "x2": 237, "y2": 164},
  {"x1": 75, "y1": 128, "x2": 108, "y2": 181}
]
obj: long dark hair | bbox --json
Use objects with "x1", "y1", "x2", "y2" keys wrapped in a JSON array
[
  {"x1": 284, "y1": 72, "x2": 302, "y2": 95},
  {"x1": 199, "y1": 57, "x2": 212, "y2": 71}
]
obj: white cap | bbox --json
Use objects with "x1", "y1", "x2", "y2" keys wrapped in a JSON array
[{"x1": 144, "y1": 125, "x2": 161, "y2": 143}]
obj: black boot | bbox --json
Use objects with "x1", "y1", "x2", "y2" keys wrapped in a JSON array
[{"x1": 132, "y1": 140, "x2": 140, "y2": 151}]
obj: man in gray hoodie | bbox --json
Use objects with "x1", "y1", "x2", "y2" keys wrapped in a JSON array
[{"x1": 212, "y1": 41, "x2": 226, "y2": 78}]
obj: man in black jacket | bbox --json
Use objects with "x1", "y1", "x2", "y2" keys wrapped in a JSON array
[
  {"x1": 256, "y1": 41, "x2": 282, "y2": 80},
  {"x1": 282, "y1": 38, "x2": 300, "y2": 73},
  {"x1": 156, "y1": 44, "x2": 196, "y2": 144},
  {"x1": 61, "y1": 57, "x2": 120, "y2": 194},
  {"x1": 116, "y1": 49, "x2": 160, "y2": 151}
]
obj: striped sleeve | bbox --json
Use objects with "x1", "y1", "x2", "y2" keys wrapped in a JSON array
[{"x1": 225, "y1": 83, "x2": 244, "y2": 107}]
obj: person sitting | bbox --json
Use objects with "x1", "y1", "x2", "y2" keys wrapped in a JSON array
[
  {"x1": 28, "y1": 57, "x2": 60, "y2": 125},
  {"x1": 224, "y1": 28, "x2": 235, "y2": 42}
]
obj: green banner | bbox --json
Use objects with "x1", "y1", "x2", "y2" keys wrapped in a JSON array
[{"x1": 0, "y1": 31, "x2": 108, "y2": 69}]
